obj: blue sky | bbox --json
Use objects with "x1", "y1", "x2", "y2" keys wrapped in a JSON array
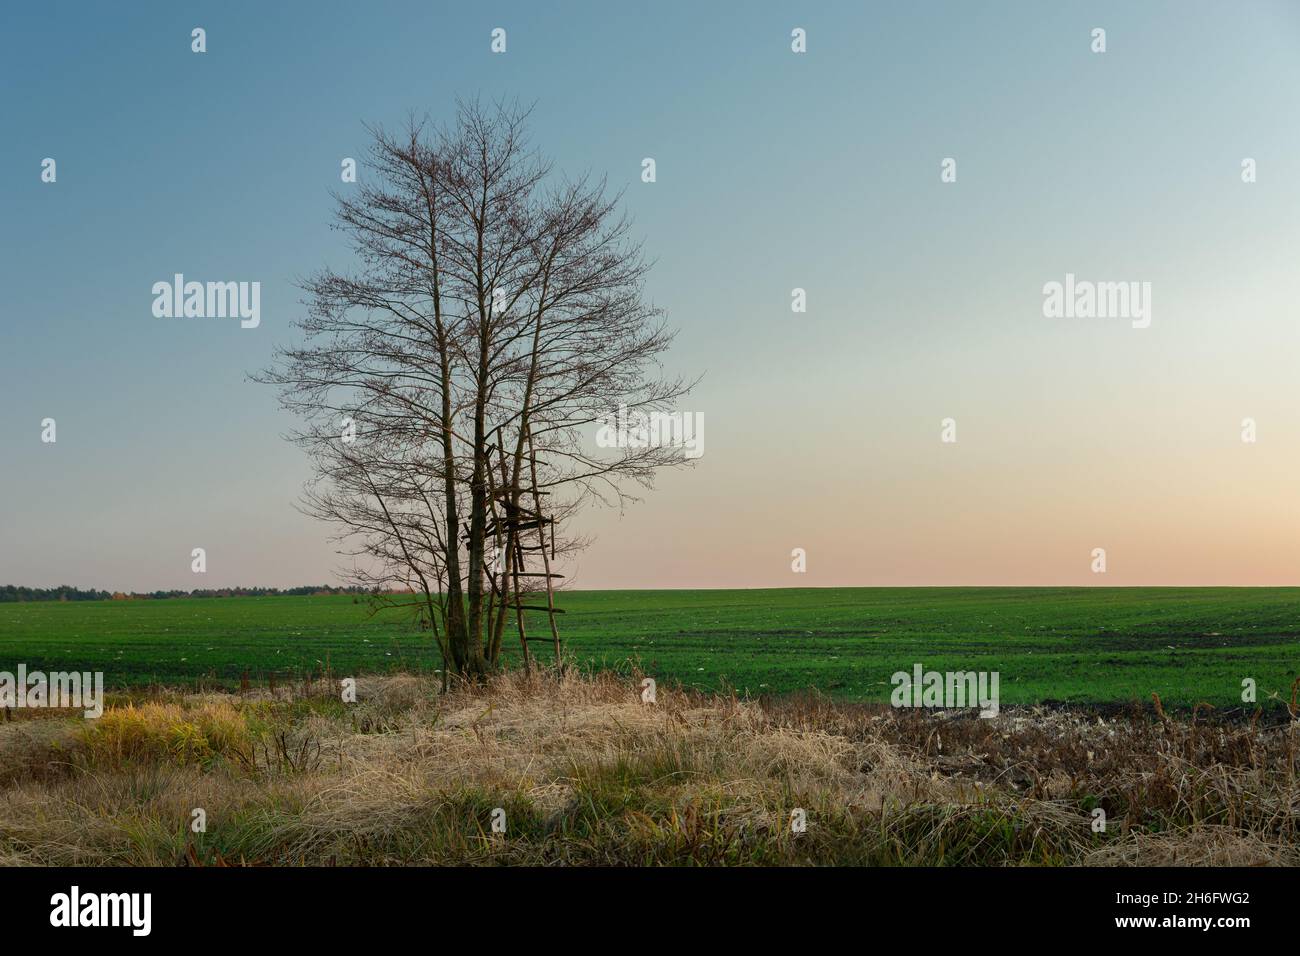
[{"x1": 3, "y1": 1, "x2": 1300, "y2": 589}]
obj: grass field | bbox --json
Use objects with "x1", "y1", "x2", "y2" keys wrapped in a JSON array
[
  {"x1": 5, "y1": 671, "x2": 1297, "y2": 866},
  {"x1": 3, "y1": 587, "x2": 1298, "y2": 707}
]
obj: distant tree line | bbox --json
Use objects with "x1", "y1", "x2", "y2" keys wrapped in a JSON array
[{"x1": 0, "y1": 585, "x2": 370, "y2": 603}]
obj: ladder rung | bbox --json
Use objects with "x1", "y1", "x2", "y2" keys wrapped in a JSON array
[
  {"x1": 512, "y1": 572, "x2": 564, "y2": 578},
  {"x1": 515, "y1": 605, "x2": 565, "y2": 614}
]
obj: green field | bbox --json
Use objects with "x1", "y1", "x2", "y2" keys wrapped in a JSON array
[{"x1": 2, "y1": 588, "x2": 1298, "y2": 707}]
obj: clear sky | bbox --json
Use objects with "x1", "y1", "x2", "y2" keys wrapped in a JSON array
[{"x1": 3, "y1": 1, "x2": 1300, "y2": 590}]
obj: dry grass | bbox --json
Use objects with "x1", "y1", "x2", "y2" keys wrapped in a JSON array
[{"x1": 0, "y1": 670, "x2": 1296, "y2": 866}]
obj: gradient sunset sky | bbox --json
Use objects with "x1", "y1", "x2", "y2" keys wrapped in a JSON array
[{"x1": 4, "y1": 1, "x2": 1300, "y2": 590}]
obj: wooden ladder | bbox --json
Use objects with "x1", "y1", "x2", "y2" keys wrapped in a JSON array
[{"x1": 484, "y1": 425, "x2": 563, "y2": 671}]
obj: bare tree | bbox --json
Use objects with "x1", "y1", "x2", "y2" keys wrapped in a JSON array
[{"x1": 258, "y1": 100, "x2": 694, "y2": 679}]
